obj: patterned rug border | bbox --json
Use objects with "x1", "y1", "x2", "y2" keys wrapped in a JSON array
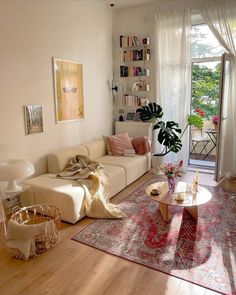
[{"x1": 71, "y1": 175, "x2": 227, "y2": 295}]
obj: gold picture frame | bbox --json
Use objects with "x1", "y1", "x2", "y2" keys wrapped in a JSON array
[
  {"x1": 53, "y1": 58, "x2": 84, "y2": 123},
  {"x1": 24, "y1": 104, "x2": 43, "y2": 135}
]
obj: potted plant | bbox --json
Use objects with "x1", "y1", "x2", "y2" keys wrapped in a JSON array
[{"x1": 137, "y1": 102, "x2": 203, "y2": 156}]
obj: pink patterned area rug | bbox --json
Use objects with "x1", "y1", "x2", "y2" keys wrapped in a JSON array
[{"x1": 72, "y1": 176, "x2": 236, "y2": 295}]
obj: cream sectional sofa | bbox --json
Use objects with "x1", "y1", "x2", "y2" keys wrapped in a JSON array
[{"x1": 22, "y1": 138, "x2": 151, "y2": 224}]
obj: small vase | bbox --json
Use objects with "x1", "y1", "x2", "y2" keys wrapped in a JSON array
[
  {"x1": 167, "y1": 175, "x2": 176, "y2": 193},
  {"x1": 213, "y1": 123, "x2": 217, "y2": 130}
]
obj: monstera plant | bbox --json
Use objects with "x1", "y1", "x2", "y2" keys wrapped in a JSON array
[{"x1": 137, "y1": 102, "x2": 203, "y2": 156}]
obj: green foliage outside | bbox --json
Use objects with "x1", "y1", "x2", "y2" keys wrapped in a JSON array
[{"x1": 192, "y1": 63, "x2": 221, "y2": 120}]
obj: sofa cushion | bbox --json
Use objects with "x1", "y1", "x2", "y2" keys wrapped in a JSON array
[
  {"x1": 23, "y1": 174, "x2": 86, "y2": 224},
  {"x1": 98, "y1": 155, "x2": 147, "y2": 186},
  {"x1": 102, "y1": 164, "x2": 126, "y2": 196},
  {"x1": 47, "y1": 145, "x2": 88, "y2": 174},
  {"x1": 82, "y1": 139, "x2": 106, "y2": 161},
  {"x1": 108, "y1": 133, "x2": 134, "y2": 156},
  {"x1": 132, "y1": 136, "x2": 151, "y2": 155}
]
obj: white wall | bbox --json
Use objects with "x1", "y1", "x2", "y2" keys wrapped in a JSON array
[
  {"x1": 113, "y1": 4, "x2": 156, "y2": 120},
  {"x1": 0, "y1": 0, "x2": 113, "y2": 175},
  {"x1": 113, "y1": 0, "x2": 217, "y2": 119},
  {"x1": 113, "y1": 0, "x2": 219, "y2": 154}
]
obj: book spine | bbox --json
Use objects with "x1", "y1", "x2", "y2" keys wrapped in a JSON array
[{"x1": 120, "y1": 35, "x2": 123, "y2": 47}]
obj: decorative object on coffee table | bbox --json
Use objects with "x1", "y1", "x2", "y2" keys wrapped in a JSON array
[
  {"x1": 167, "y1": 175, "x2": 176, "y2": 193},
  {"x1": 192, "y1": 170, "x2": 199, "y2": 192},
  {"x1": 146, "y1": 181, "x2": 212, "y2": 222},
  {"x1": 159, "y1": 160, "x2": 183, "y2": 193}
]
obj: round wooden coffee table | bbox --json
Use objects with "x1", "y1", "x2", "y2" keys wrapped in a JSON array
[{"x1": 146, "y1": 181, "x2": 212, "y2": 222}]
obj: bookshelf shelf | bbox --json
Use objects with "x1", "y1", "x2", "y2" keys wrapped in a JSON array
[
  {"x1": 120, "y1": 35, "x2": 150, "y2": 48},
  {"x1": 120, "y1": 45, "x2": 150, "y2": 49},
  {"x1": 121, "y1": 49, "x2": 150, "y2": 62},
  {"x1": 120, "y1": 65, "x2": 150, "y2": 78}
]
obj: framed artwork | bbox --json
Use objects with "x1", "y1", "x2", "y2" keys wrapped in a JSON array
[
  {"x1": 24, "y1": 104, "x2": 43, "y2": 135},
  {"x1": 53, "y1": 58, "x2": 84, "y2": 123},
  {"x1": 126, "y1": 112, "x2": 136, "y2": 121},
  {"x1": 134, "y1": 112, "x2": 141, "y2": 121}
]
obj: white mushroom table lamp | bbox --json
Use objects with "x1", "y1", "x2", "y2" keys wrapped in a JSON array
[
  {"x1": 0, "y1": 159, "x2": 35, "y2": 235},
  {"x1": 0, "y1": 159, "x2": 35, "y2": 193}
]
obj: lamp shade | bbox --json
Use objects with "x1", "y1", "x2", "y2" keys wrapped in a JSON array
[{"x1": 0, "y1": 159, "x2": 35, "y2": 193}]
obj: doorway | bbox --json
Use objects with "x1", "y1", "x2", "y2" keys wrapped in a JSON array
[
  {"x1": 188, "y1": 23, "x2": 225, "y2": 169},
  {"x1": 189, "y1": 60, "x2": 221, "y2": 168}
]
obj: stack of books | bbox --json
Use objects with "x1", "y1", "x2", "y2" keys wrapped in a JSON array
[
  {"x1": 121, "y1": 49, "x2": 151, "y2": 62},
  {"x1": 120, "y1": 66, "x2": 150, "y2": 77},
  {"x1": 119, "y1": 36, "x2": 150, "y2": 48},
  {"x1": 120, "y1": 35, "x2": 139, "y2": 47},
  {"x1": 124, "y1": 149, "x2": 136, "y2": 157},
  {"x1": 123, "y1": 95, "x2": 140, "y2": 107}
]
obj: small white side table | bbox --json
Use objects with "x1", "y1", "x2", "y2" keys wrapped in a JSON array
[{"x1": 0, "y1": 184, "x2": 33, "y2": 235}]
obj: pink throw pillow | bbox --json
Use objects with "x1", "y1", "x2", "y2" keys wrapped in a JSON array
[
  {"x1": 108, "y1": 133, "x2": 134, "y2": 156},
  {"x1": 132, "y1": 136, "x2": 151, "y2": 155}
]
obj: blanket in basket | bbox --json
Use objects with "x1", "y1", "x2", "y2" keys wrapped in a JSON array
[
  {"x1": 57, "y1": 155, "x2": 125, "y2": 219},
  {"x1": 6, "y1": 219, "x2": 57, "y2": 260}
]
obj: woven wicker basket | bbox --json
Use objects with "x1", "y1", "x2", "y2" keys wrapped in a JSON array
[{"x1": 10, "y1": 204, "x2": 61, "y2": 254}]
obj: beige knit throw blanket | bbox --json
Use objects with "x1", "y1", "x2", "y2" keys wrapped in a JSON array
[
  {"x1": 57, "y1": 155, "x2": 126, "y2": 219},
  {"x1": 6, "y1": 219, "x2": 57, "y2": 260}
]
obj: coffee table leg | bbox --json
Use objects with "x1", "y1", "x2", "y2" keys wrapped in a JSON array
[
  {"x1": 159, "y1": 203, "x2": 169, "y2": 222},
  {"x1": 186, "y1": 206, "x2": 198, "y2": 221}
]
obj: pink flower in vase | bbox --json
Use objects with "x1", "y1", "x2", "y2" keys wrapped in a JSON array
[
  {"x1": 167, "y1": 163, "x2": 174, "y2": 173},
  {"x1": 212, "y1": 115, "x2": 219, "y2": 125},
  {"x1": 178, "y1": 160, "x2": 183, "y2": 168},
  {"x1": 158, "y1": 160, "x2": 184, "y2": 179}
]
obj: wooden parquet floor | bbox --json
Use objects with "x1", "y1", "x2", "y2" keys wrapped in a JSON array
[{"x1": 0, "y1": 170, "x2": 220, "y2": 295}]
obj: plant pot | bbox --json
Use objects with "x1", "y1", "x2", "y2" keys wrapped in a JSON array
[
  {"x1": 214, "y1": 123, "x2": 217, "y2": 130},
  {"x1": 151, "y1": 155, "x2": 165, "y2": 175},
  {"x1": 147, "y1": 118, "x2": 157, "y2": 123}
]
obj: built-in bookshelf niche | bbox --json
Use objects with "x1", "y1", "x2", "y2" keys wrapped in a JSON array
[{"x1": 118, "y1": 35, "x2": 151, "y2": 116}]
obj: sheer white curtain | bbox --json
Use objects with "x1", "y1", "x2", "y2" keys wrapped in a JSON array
[
  {"x1": 155, "y1": 9, "x2": 191, "y2": 169},
  {"x1": 200, "y1": 2, "x2": 236, "y2": 178}
]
